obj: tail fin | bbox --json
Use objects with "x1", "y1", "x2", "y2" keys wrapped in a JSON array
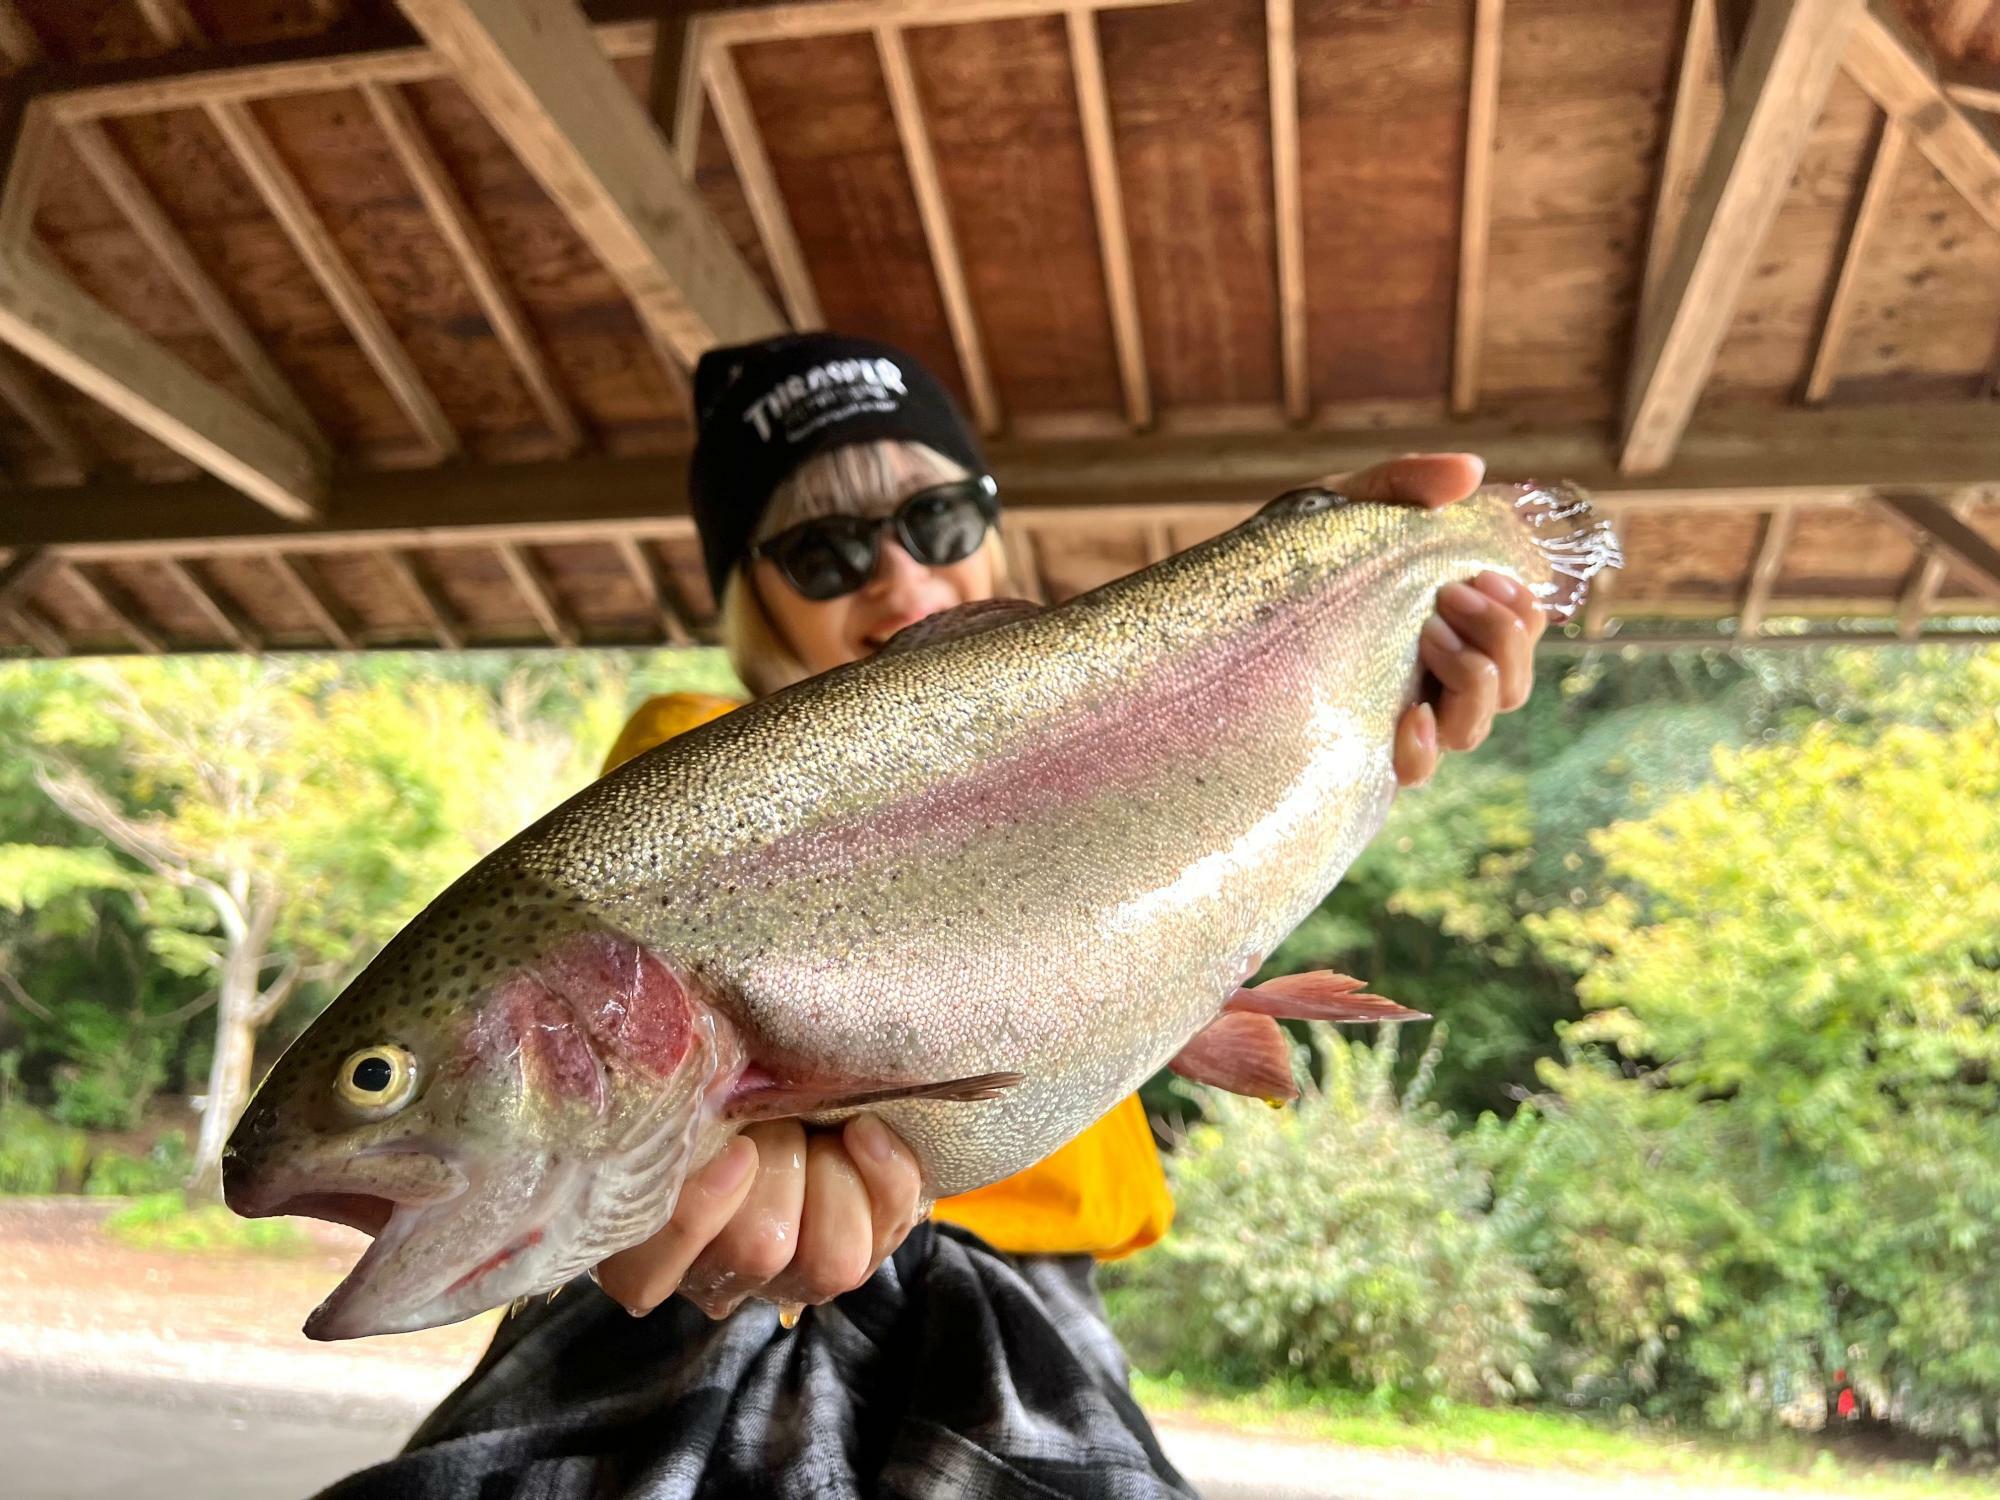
[{"x1": 1509, "y1": 483, "x2": 1622, "y2": 621}]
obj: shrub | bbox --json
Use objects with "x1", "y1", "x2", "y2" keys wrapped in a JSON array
[
  {"x1": 104, "y1": 1191, "x2": 307, "y2": 1255},
  {"x1": 1109, "y1": 1030, "x2": 1544, "y2": 1405},
  {"x1": 0, "y1": 1100, "x2": 89, "y2": 1193}
]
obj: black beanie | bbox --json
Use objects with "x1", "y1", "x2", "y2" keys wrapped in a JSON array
[{"x1": 688, "y1": 333, "x2": 990, "y2": 598}]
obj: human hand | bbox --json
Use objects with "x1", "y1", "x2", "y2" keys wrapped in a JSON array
[
  {"x1": 1323, "y1": 453, "x2": 1547, "y2": 787},
  {"x1": 592, "y1": 1113, "x2": 924, "y2": 1320}
]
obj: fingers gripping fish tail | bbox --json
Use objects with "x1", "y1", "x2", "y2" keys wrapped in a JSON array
[{"x1": 1509, "y1": 482, "x2": 1623, "y2": 621}]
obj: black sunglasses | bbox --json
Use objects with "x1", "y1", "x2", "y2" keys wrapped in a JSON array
[{"x1": 750, "y1": 475, "x2": 1000, "y2": 602}]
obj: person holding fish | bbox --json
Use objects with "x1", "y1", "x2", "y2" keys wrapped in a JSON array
[{"x1": 311, "y1": 332, "x2": 1547, "y2": 1500}]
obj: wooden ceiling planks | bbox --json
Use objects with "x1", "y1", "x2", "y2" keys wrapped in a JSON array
[
  {"x1": 1481, "y1": 0, "x2": 1682, "y2": 416},
  {"x1": 1295, "y1": 0, "x2": 1469, "y2": 409},
  {"x1": 903, "y1": 13, "x2": 1126, "y2": 424},
  {"x1": 0, "y1": 0, "x2": 1995, "y2": 656},
  {"x1": 1098, "y1": 0, "x2": 1282, "y2": 411}
]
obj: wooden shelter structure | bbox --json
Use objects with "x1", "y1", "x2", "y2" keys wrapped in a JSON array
[{"x1": 0, "y1": 0, "x2": 1995, "y2": 657}]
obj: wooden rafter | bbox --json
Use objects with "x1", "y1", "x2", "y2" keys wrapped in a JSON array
[
  {"x1": 207, "y1": 99, "x2": 459, "y2": 460},
  {"x1": 396, "y1": 0, "x2": 784, "y2": 369},
  {"x1": 1452, "y1": 0, "x2": 1505, "y2": 416},
  {"x1": 1804, "y1": 114, "x2": 1904, "y2": 405},
  {"x1": 1735, "y1": 503, "x2": 1795, "y2": 638},
  {"x1": 268, "y1": 552, "x2": 361, "y2": 651},
  {"x1": 11, "y1": 404, "x2": 2000, "y2": 556},
  {"x1": 0, "y1": 249, "x2": 322, "y2": 517},
  {"x1": 0, "y1": 545, "x2": 51, "y2": 605},
  {"x1": 650, "y1": 3, "x2": 709, "y2": 179},
  {"x1": 612, "y1": 535, "x2": 692, "y2": 646},
  {"x1": 0, "y1": 346, "x2": 91, "y2": 478},
  {"x1": 702, "y1": 46, "x2": 823, "y2": 330},
  {"x1": 64, "y1": 118, "x2": 327, "y2": 451},
  {"x1": 0, "y1": 4, "x2": 38, "y2": 71},
  {"x1": 160, "y1": 557, "x2": 262, "y2": 653},
  {"x1": 1894, "y1": 496, "x2": 1967, "y2": 639},
  {"x1": 361, "y1": 80, "x2": 583, "y2": 454},
  {"x1": 134, "y1": 0, "x2": 205, "y2": 47},
  {"x1": 876, "y1": 25, "x2": 1001, "y2": 435},
  {"x1": 1266, "y1": 0, "x2": 1308, "y2": 424},
  {"x1": 62, "y1": 561, "x2": 166, "y2": 653},
  {"x1": 1935, "y1": 0, "x2": 1989, "y2": 58},
  {"x1": 1873, "y1": 492, "x2": 2000, "y2": 600},
  {"x1": 1621, "y1": 0, "x2": 1862, "y2": 474},
  {"x1": 379, "y1": 549, "x2": 465, "y2": 649},
  {"x1": 4, "y1": 600, "x2": 65, "y2": 656},
  {"x1": 1845, "y1": 1, "x2": 2000, "y2": 234},
  {"x1": 1950, "y1": 61, "x2": 2000, "y2": 113},
  {"x1": 1067, "y1": 6, "x2": 1150, "y2": 431},
  {"x1": 495, "y1": 542, "x2": 578, "y2": 647},
  {"x1": 1642, "y1": 0, "x2": 1720, "y2": 306}
]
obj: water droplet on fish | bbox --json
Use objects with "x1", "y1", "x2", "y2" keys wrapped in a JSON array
[{"x1": 778, "y1": 1301, "x2": 804, "y2": 1330}]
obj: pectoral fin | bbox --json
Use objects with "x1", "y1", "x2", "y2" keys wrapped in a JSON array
[
  {"x1": 1168, "y1": 1013, "x2": 1298, "y2": 1103},
  {"x1": 1226, "y1": 969, "x2": 1427, "y2": 1024},
  {"x1": 724, "y1": 1068, "x2": 1025, "y2": 1124}
]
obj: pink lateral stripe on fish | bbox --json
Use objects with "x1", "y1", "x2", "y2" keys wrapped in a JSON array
[{"x1": 222, "y1": 482, "x2": 1618, "y2": 1340}]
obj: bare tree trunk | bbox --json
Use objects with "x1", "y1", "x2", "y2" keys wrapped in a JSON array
[{"x1": 188, "y1": 898, "x2": 281, "y2": 1202}]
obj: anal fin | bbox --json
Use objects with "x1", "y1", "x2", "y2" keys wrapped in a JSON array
[
  {"x1": 1227, "y1": 969, "x2": 1427, "y2": 1024},
  {"x1": 725, "y1": 1068, "x2": 1024, "y2": 1124},
  {"x1": 1169, "y1": 1013, "x2": 1298, "y2": 1103}
]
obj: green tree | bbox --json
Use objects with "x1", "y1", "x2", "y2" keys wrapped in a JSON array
[
  {"x1": 1497, "y1": 647, "x2": 2000, "y2": 1443},
  {"x1": 0, "y1": 658, "x2": 619, "y2": 1195}
]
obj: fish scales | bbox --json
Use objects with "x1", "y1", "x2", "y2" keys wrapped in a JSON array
[{"x1": 223, "y1": 484, "x2": 1618, "y2": 1338}]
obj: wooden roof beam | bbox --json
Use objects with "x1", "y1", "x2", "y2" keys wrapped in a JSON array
[
  {"x1": 1451, "y1": 0, "x2": 1504, "y2": 416},
  {"x1": 62, "y1": 561, "x2": 166, "y2": 654},
  {"x1": 268, "y1": 552, "x2": 361, "y2": 651},
  {"x1": 1068, "y1": 7, "x2": 1151, "y2": 431},
  {"x1": 0, "y1": 4, "x2": 37, "y2": 71},
  {"x1": 612, "y1": 535, "x2": 691, "y2": 646},
  {"x1": 1266, "y1": 0, "x2": 1308, "y2": 425},
  {"x1": 1949, "y1": 60, "x2": 2000, "y2": 114},
  {"x1": 1894, "y1": 496, "x2": 1968, "y2": 639},
  {"x1": 207, "y1": 99, "x2": 458, "y2": 461},
  {"x1": 0, "y1": 249, "x2": 323, "y2": 518},
  {"x1": 1873, "y1": 492, "x2": 2000, "y2": 601},
  {"x1": 379, "y1": 549, "x2": 465, "y2": 649},
  {"x1": 876, "y1": 25, "x2": 1001, "y2": 435},
  {"x1": 65, "y1": 119, "x2": 328, "y2": 452},
  {"x1": 9, "y1": 403, "x2": 2000, "y2": 556},
  {"x1": 495, "y1": 542, "x2": 579, "y2": 647},
  {"x1": 1734, "y1": 503, "x2": 1794, "y2": 638},
  {"x1": 362, "y1": 81, "x2": 583, "y2": 455},
  {"x1": 0, "y1": 345, "x2": 91, "y2": 480},
  {"x1": 1804, "y1": 114, "x2": 1904, "y2": 405},
  {"x1": 160, "y1": 557, "x2": 262, "y2": 653},
  {"x1": 1621, "y1": 0, "x2": 1862, "y2": 474},
  {"x1": 1642, "y1": 0, "x2": 1722, "y2": 307},
  {"x1": 3, "y1": 600, "x2": 64, "y2": 656},
  {"x1": 1844, "y1": 1, "x2": 2000, "y2": 234},
  {"x1": 396, "y1": 0, "x2": 785, "y2": 369},
  {"x1": 703, "y1": 46, "x2": 823, "y2": 330}
]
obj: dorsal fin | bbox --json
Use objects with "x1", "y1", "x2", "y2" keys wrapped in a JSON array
[{"x1": 877, "y1": 598, "x2": 1043, "y2": 657}]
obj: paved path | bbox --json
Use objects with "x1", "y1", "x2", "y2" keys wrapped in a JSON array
[{"x1": 0, "y1": 1200, "x2": 1866, "y2": 1500}]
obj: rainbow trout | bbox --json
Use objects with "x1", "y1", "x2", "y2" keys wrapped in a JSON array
[{"x1": 224, "y1": 483, "x2": 1616, "y2": 1339}]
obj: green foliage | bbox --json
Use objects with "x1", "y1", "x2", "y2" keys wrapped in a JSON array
[
  {"x1": 1489, "y1": 658, "x2": 2000, "y2": 1448},
  {"x1": 1112, "y1": 1030, "x2": 1544, "y2": 1405},
  {"x1": 84, "y1": 1132, "x2": 191, "y2": 1197},
  {"x1": 0, "y1": 1099, "x2": 88, "y2": 1192},
  {"x1": 104, "y1": 1190, "x2": 307, "y2": 1255}
]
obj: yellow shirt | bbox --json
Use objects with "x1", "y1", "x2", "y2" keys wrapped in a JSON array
[{"x1": 602, "y1": 692, "x2": 1174, "y2": 1260}]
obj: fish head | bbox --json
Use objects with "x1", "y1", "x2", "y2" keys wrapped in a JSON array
[{"x1": 225, "y1": 870, "x2": 737, "y2": 1339}]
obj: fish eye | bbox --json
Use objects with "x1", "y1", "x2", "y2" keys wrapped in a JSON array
[{"x1": 335, "y1": 1045, "x2": 418, "y2": 1115}]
